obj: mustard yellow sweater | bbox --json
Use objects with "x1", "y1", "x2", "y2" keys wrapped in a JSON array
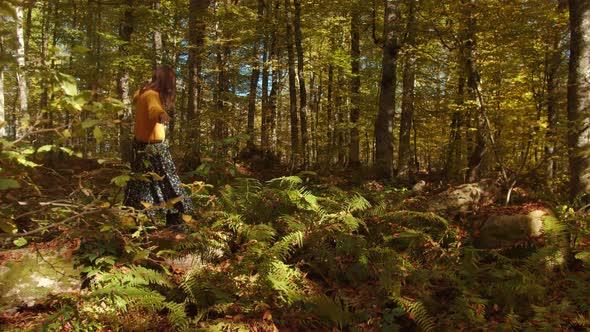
[{"x1": 133, "y1": 89, "x2": 168, "y2": 143}]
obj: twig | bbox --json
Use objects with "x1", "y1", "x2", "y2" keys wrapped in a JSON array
[
  {"x1": 0, "y1": 209, "x2": 102, "y2": 238},
  {"x1": 34, "y1": 244, "x2": 67, "y2": 278}
]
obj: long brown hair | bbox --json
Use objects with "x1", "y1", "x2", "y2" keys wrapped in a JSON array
[{"x1": 140, "y1": 66, "x2": 176, "y2": 108}]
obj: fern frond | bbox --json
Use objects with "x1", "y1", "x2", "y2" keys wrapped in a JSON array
[
  {"x1": 346, "y1": 193, "x2": 372, "y2": 213},
  {"x1": 270, "y1": 231, "x2": 304, "y2": 261},
  {"x1": 307, "y1": 294, "x2": 350, "y2": 329},
  {"x1": 245, "y1": 223, "x2": 277, "y2": 242},
  {"x1": 369, "y1": 200, "x2": 388, "y2": 217},
  {"x1": 393, "y1": 296, "x2": 436, "y2": 332},
  {"x1": 267, "y1": 176, "x2": 303, "y2": 189},
  {"x1": 212, "y1": 212, "x2": 244, "y2": 232},
  {"x1": 266, "y1": 260, "x2": 307, "y2": 305}
]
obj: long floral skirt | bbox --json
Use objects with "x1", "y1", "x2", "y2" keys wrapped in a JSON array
[{"x1": 123, "y1": 140, "x2": 193, "y2": 217}]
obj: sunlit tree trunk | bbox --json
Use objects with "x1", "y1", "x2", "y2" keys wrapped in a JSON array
[
  {"x1": 268, "y1": 0, "x2": 280, "y2": 154},
  {"x1": 349, "y1": 6, "x2": 361, "y2": 168},
  {"x1": 0, "y1": 28, "x2": 4, "y2": 138},
  {"x1": 398, "y1": 0, "x2": 417, "y2": 181},
  {"x1": 15, "y1": 5, "x2": 28, "y2": 138},
  {"x1": 568, "y1": 0, "x2": 590, "y2": 199},
  {"x1": 261, "y1": 44, "x2": 270, "y2": 149},
  {"x1": 285, "y1": 0, "x2": 299, "y2": 166},
  {"x1": 154, "y1": 0, "x2": 163, "y2": 66},
  {"x1": 375, "y1": 0, "x2": 399, "y2": 179},
  {"x1": 293, "y1": 0, "x2": 308, "y2": 167}
]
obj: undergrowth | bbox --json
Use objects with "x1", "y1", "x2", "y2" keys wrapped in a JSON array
[{"x1": 3, "y1": 172, "x2": 590, "y2": 331}]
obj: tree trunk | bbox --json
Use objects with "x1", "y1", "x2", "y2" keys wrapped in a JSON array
[
  {"x1": 262, "y1": 0, "x2": 277, "y2": 152},
  {"x1": 0, "y1": 27, "x2": 4, "y2": 138},
  {"x1": 398, "y1": 0, "x2": 417, "y2": 181},
  {"x1": 349, "y1": 7, "x2": 361, "y2": 168},
  {"x1": 463, "y1": 0, "x2": 486, "y2": 182},
  {"x1": 285, "y1": 0, "x2": 299, "y2": 166},
  {"x1": 118, "y1": 0, "x2": 134, "y2": 162},
  {"x1": 247, "y1": 0, "x2": 265, "y2": 149},
  {"x1": 546, "y1": 0, "x2": 567, "y2": 180},
  {"x1": 568, "y1": 0, "x2": 590, "y2": 199},
  {"x1": 327, "y1": 63, "x2": 334, "y2": 165},
  {"x1": 336, "y1": 65, "x2": 346, "y2": 165},
  {"x1": 187, "y1": 0, "x2": 210, "y2": 163},
  {"x1": 154, "y1": 0, "x2": 163, "y2": 66},
  {"x1": 293, "y1": 0, "x2": 308, "y2": 167},
  {"x1": 15, "y1": 5, "x2": 28, "y2": 138},
  {"x1": 261, "y1": 44, "x2": 270, "y2": 150},
  {"x1": 445, "y1": 66, "x2": 465, "y2": 180},
  {"x1": 25, "y1": 4, "x2": 32, "y2": 61},
  {"x1": 375, "y1": 0, "x2": 399, "y2": 179}
]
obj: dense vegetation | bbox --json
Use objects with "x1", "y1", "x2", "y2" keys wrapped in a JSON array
[{"x1": 2, "y1": 0, "x2": 590, "y2": 331}]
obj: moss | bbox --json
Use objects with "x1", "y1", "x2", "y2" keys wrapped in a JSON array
[{"x1": 0, "y1": 248, "x2": 81, "y2": 310}]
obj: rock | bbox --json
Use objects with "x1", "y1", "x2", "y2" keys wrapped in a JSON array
[
  {"x1": 411, "y1": 180, "x2": 426, "y2": 193},
  {"x1": 428, "y1": 180, "x2": 499, "y2": 214},
  {"x1": 476, "y1": 208, "x2": 553, "y2": 249},
  {"x1": 0, "y1": 246, "x2": 81, "y2": 312}
]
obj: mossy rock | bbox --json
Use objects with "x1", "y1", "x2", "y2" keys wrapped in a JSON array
[
  {"x1": 475, "y1": 209, "x2": 556, "y2": 249},
  {"x1": 0, "y1": 247, "x2": 81, "y2": 312}
]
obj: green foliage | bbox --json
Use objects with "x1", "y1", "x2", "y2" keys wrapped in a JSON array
[
  {"x1": 6, "y1": 172, "x2": 590, "y2": 331},
  {"x1": 393, "y1": 296, "x2": 436, "y2": 332}
]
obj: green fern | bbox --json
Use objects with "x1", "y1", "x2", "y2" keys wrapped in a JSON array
[
  {"x1": 346, "y1": 193, "x2": 372, "y2": 213},
  {"x1": 393, "y1": 296, "x2": 436, "y2": 332},
  {"x1": 266, "y1": 260, "x2": 308, "y2": 305},
  {"x1": 269, "y1": 231, "x2": 304, "y2": 261},
  {"x1": 267, "y1": 175, "x2": 304, "y2": 189}
]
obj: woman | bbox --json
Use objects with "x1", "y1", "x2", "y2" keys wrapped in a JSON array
[{"x1": 123, "y1": 66, "x2": 193, "y2": 226}]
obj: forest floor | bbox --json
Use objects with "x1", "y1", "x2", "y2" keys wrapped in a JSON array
[{"x1": 2, "y1": 155, "x2": 590, "y2": 331}]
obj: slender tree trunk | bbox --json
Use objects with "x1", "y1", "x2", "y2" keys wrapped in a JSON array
[
  {"x1": 154, "y1": 0, "x2": 163, "y2": 66},
  {"x1": 463, "y1": 0, "x2": 486, "y2": 182},
  {"x1": 293, "y1": 0, "x2": 308, "y2": 167},
  {"x1": 0, "y1": 27, "x2": 4, "y2": 138},
  {"x1": 398, "y1": 0, "x2": 417, "y2": 181},
  {"x1": 285, "y1": 0, "x2": 299, "y2": 165},
  {"x1": 187, "y1": 0, "x2": 209, "y2": 163},
  {"x1": 545, "y1": 42, "x2": 561, "y2": 180},
  {"x1": 269, "y1": 59, "x2": 280, "y2": 151},
  {"x1": 349, "y1": 7, "x2": 361, "y2": 168},
  {"x1": 25, "y1": 4, "x2": 32, "y2": 61},
  {"x1": 327, "y1": 63, "x2": 334, "y2": 165},
  {"x1": 118, "y1": 0, "x2": 134, "y2": 162},
  {"x1": 247, "y1": 0, "x2": 265, "y2": 149},
  {"x1": 336, "y1": 65, "x2": 346, "y2": 165},
  {"x1": 40, "y1": 1, "x2": 50, "y2": 114},
  {"x1": 213, "y1": 0, "x2": 231, "y2": 154},
  {"x1": 546, "y1": 0, "x2": 567, "y2": 180},
  {"x1": 446, "y1": 74, "x2": 464, "y2": 181},
  {"x1": 261, "y1": 44, "x2": 270, "y2": 150},
  {"x1": 375, "y1": 0, "x2": 399, "y2": 179},
  {"x1": 568, "y1": 0, "x2": 590, "y2": 199},
  {"x1": 15, "y1": 6, "x2": 28, "y2": 138}
]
